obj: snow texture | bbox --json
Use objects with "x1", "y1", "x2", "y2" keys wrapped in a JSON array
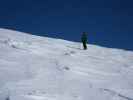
[{"x1": 0, "y1": 28, "x2": 133, "y2": 100}]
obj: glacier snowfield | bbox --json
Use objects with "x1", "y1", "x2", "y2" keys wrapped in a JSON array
[{"x1": 0, "y1": 28, "x2": 133, "y2": 100}]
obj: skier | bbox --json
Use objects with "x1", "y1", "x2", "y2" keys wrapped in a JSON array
[{"x1": 81, "y1": 32, "x2": 88, "y2": 50}]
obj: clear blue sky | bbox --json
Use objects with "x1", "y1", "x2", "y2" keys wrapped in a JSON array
[{"x1": 0, "y1": 0, "x2": 133, "y2": 50}]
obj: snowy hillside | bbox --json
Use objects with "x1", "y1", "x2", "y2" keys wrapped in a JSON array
[{"x1": 0, "y1": 28, "x2": 133, "y2": 100}]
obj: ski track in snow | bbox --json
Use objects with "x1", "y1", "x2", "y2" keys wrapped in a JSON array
[{"x1": 0, "y1": 28, "x2": 133, "y2": 100}]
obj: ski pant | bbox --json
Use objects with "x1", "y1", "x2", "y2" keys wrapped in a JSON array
[{"x1": 82, "y1": 41, "x2": 87, "y2": 50}]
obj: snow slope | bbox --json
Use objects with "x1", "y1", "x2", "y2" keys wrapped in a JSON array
[{"x1": 0, "y1": 28, "x2": 133, "y2": 100}]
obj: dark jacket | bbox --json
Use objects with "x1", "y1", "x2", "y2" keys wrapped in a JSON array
[{"x1": 81, "y1": 33, "x2": 87, "y2": 42}]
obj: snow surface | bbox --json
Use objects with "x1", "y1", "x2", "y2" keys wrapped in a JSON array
[{"x1": 0, "y1": 28, "x2": 133, "y2": 100}]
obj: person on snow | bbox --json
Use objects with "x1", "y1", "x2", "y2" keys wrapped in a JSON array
[{"x1": 81, "y1": 32, "x2": 88, "y2": 50}]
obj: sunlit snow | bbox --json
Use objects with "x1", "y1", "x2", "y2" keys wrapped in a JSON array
[{"x1": 0, "y1": 28, "x2": 133, "y2": 100}]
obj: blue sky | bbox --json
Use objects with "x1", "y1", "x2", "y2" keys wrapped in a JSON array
[{"x1": 0, "y1": 0, "x2": 133, "y2": 50}]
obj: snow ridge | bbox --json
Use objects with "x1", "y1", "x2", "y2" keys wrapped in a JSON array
[{"x1": 0, "y1": 28, "x2": 133, "y2": 100}]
